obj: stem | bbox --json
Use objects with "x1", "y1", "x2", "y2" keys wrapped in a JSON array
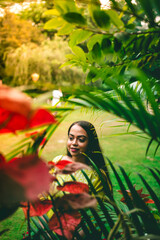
[
  {"x1": 27, "y1": 201, "x2": 31, "y2": 240},
  {"x1": 49, "y1": 194, "x2": 65, "y2": 239}
]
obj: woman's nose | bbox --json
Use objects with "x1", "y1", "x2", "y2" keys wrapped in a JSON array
[{"x1": 72, "y1": 138, "x2": 78, "y2": 145}]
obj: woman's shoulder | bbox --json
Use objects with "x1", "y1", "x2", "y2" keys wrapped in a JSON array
[
  {"x1": 52, "y1": 155, "x2": 73, "y2": 163},
  {"x1": 52, "y1": 155, "x2": 63, "y2": 163}
]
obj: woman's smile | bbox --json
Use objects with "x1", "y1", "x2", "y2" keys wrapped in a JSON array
[{"x1": 70, "y1": 148, "x2": 79, "y2": 152}]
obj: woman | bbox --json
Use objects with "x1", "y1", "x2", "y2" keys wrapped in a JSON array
[
  {"x1": 40, "y1": 121, "x2": 112, "y2": 239},
  {"x1": 52, "y1": 120, "x2": 112, "y2": 198}
]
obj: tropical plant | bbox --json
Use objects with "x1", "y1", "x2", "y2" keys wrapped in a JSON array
[{"x1": 0, "y1": 84, "x2": 99, "y2": 240}]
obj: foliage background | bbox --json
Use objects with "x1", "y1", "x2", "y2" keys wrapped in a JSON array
[{"x1": 0, "y1": 0, "x2": 160, "y2": 239}]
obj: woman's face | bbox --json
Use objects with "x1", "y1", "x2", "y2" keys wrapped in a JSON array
[{"x1": 67, "y1": 124, "x2": 89, "y2": 161}]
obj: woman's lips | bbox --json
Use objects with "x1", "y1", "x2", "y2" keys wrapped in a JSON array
[{"x1": 70, "y1": 148, "x2": 79, "y2": 152}]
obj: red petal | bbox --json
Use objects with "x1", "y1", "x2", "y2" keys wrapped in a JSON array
[
  {"x1": 0, "y1": 108, "x2": 56, "y2": 134},
  {"x1": 56, "y1": 162, "x2": 90, "y2": 175},
  {"x1": 57, "y1": 182, "x2": 89, "y2": 194},
  {"x1": 22, "y1": 199, "x2": 53, "y2": 218},
  {"x1": 29, "y1": 109, "x2": 56, "y2": 128},
  {"x1": 144, "y1": 198, "x2": 154, "y2": 204},
  {"x1": 49, "y1": 211, "x2": 81, "y2": 240},
  {"x1": 137, "y1": 188, "x2": 143, "y2": 194},
  {"x1": 48, "y1": 160, "x2": 73, "y2": 169},
  {"x1": 40, "y1": 137, "x2": 46, "y2": 146},
  {"x1": 120, "y1": 197, "x2": 125, "y2": 203},
  {"x1": 139, "y1": 193, "x2": 150, "y2": 198},
  {"x1": 25, "y1": 131, "x2": 38, "y2": 137},
  {"x1": 0, "y1": 108, "x2": 28, "y2": 133},
  {"x1": 5, "y1": 154, "x2": 51, "y2": 200}
]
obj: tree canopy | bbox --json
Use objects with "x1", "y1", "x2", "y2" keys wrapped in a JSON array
[
  {"x1": 0, "y1": 10, "x2": 44, "y2": 79},
  {"x1": 43, "y1": 0, "x2": 160, "y2": 147},
  {"x1": 43, "y1": 0, "x2": 160, "y2": 86}
]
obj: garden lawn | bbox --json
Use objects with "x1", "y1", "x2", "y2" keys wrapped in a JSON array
[{"x1": 0, "y1": 108, "x2": 160, "y2": 239}]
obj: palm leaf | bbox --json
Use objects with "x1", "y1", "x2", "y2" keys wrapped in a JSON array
[
  {"x1": 107, "y1": 157, "x2": 144, "y2": 236},
  {"x1": 148, "y1": 168, "x2": 160, "y2": 187},
  {"x1": 31, "y1": 217, "x2": 52, "y2": 240},
  {"x1": 138, "y1": 173, "x2": 160, "y2": 213},
  {"x1": 119, "y1": 165, "x2": 160, "y2": 235}
]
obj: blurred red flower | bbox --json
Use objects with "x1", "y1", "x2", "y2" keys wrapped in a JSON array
[
  {"x1": 49, "y1": 211, "x2": 81, "y2": 240},
  {"x1": 117, "y1": 186, "x2": 154, "y2": 204},
  {"x1": 57, "y1": 181, "x2": 89, "y2": 194},
  {"x1": 48, "y1": 159, "x2": 73, "y2": 169},
  {"x1": 0, "y1": 85, "x2": 56, "y2": 134},
  {"x1": 25, "y1": 131, "x2": 46, "y2": 146},
  {"x1": 22, "y1": 199, "x2": 53, "y2": 218},
  {"x1": 0, "y1": 108, "x2": 56, "y2": 134},
  {"x1": 55, "y1": 162, "x2": 90, "y2": 175},
  {"x1": 0, "y1": 154, "x2": 52, "y2": 205}
]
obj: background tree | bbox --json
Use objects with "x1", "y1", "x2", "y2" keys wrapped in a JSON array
[
  {"x1": 18, "y1": 1, "x2": 56, "y2": 38},
  {"x1": 43, "y1": 0, "x2": 160, "y2": 93},
  {"x1": 0, "y1": 11, "x2": 44, "y2": 80},
  {"x1": 4, "y1": 37, "x2": 86, "y2": 86}
]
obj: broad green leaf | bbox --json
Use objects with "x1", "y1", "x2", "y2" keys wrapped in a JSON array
[
  {"x1": 91, "y1": 42, "x2": 102, "y2": 62},
  {"x1": 62, "y1": 12, "x2": 86, "y2": 25},
  {"x1": 60, "y1": 61, "x2": 74, "y2": 68},
  {"x1": 86, "y1": 69, "x2": 97, "y2": 84},
  {"x1": 71, "y1": 46, "x2": 86, "y2": 62},
  {"x1": 106, "y1": 10, "x2": 124, "y2": 29},
  {"x1": 92, "y1": 10, "x2": 110, "y2": 29},
  {"x1": 44, "y1": 17, "x2": 65, "y2": 30},
  {"x1": 43, "y1": 9, "x2": 60, "y2": 16},
  {"x1": 87, "y1": 34, "x2": 104, "y2": 51},
  {"x1": 54, "y1": 0, "x2": 77, "y2": 14},
  {"x1": 65, "y1": 54, "x2": 77, "y2": 60},
  {"x1": 69, "y1": 29, "x2": 92, "y2": 48},
  {"x1": 128, "y1": 16, "x2": 136, "y2": 24},
  {"x1": 57, "y1": 23, "x2": 74, "y2": 35},
  {"x1": 88, "y1": 0, "x2": 101, "y2": 16},
  {"x1": 101, "y1": 38, "x2": 112, "y2": 54},
  {"x1": 114, "y1": 38, "x2": 122, "y2": 52},
  {"x1": 115, "y1": 32, "x2": 133, "y2": 45},
  {"x1": 126, "y1": 23, "x2": 135, "y2": 29}
]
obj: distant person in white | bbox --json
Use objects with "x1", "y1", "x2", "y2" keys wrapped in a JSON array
[{"x1": 51, "y1": 89, "x2": 63, "y2": 107}]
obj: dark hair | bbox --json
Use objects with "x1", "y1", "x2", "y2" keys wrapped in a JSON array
[{"x1": 67, "y1": 120, "x2": 111, "y2": 187}]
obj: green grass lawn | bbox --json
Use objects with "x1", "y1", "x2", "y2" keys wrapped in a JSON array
[{"x1": 0, "y1": 108, "x2": 160, "y2": 239}]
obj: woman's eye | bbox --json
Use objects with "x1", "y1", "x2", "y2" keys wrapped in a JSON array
[
  {"x1": 79, "y1": 138, "x2": 85, "y2": 143},
  {"x1": 69, "y1": 136, "x2": 73, "y2": 141}
]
